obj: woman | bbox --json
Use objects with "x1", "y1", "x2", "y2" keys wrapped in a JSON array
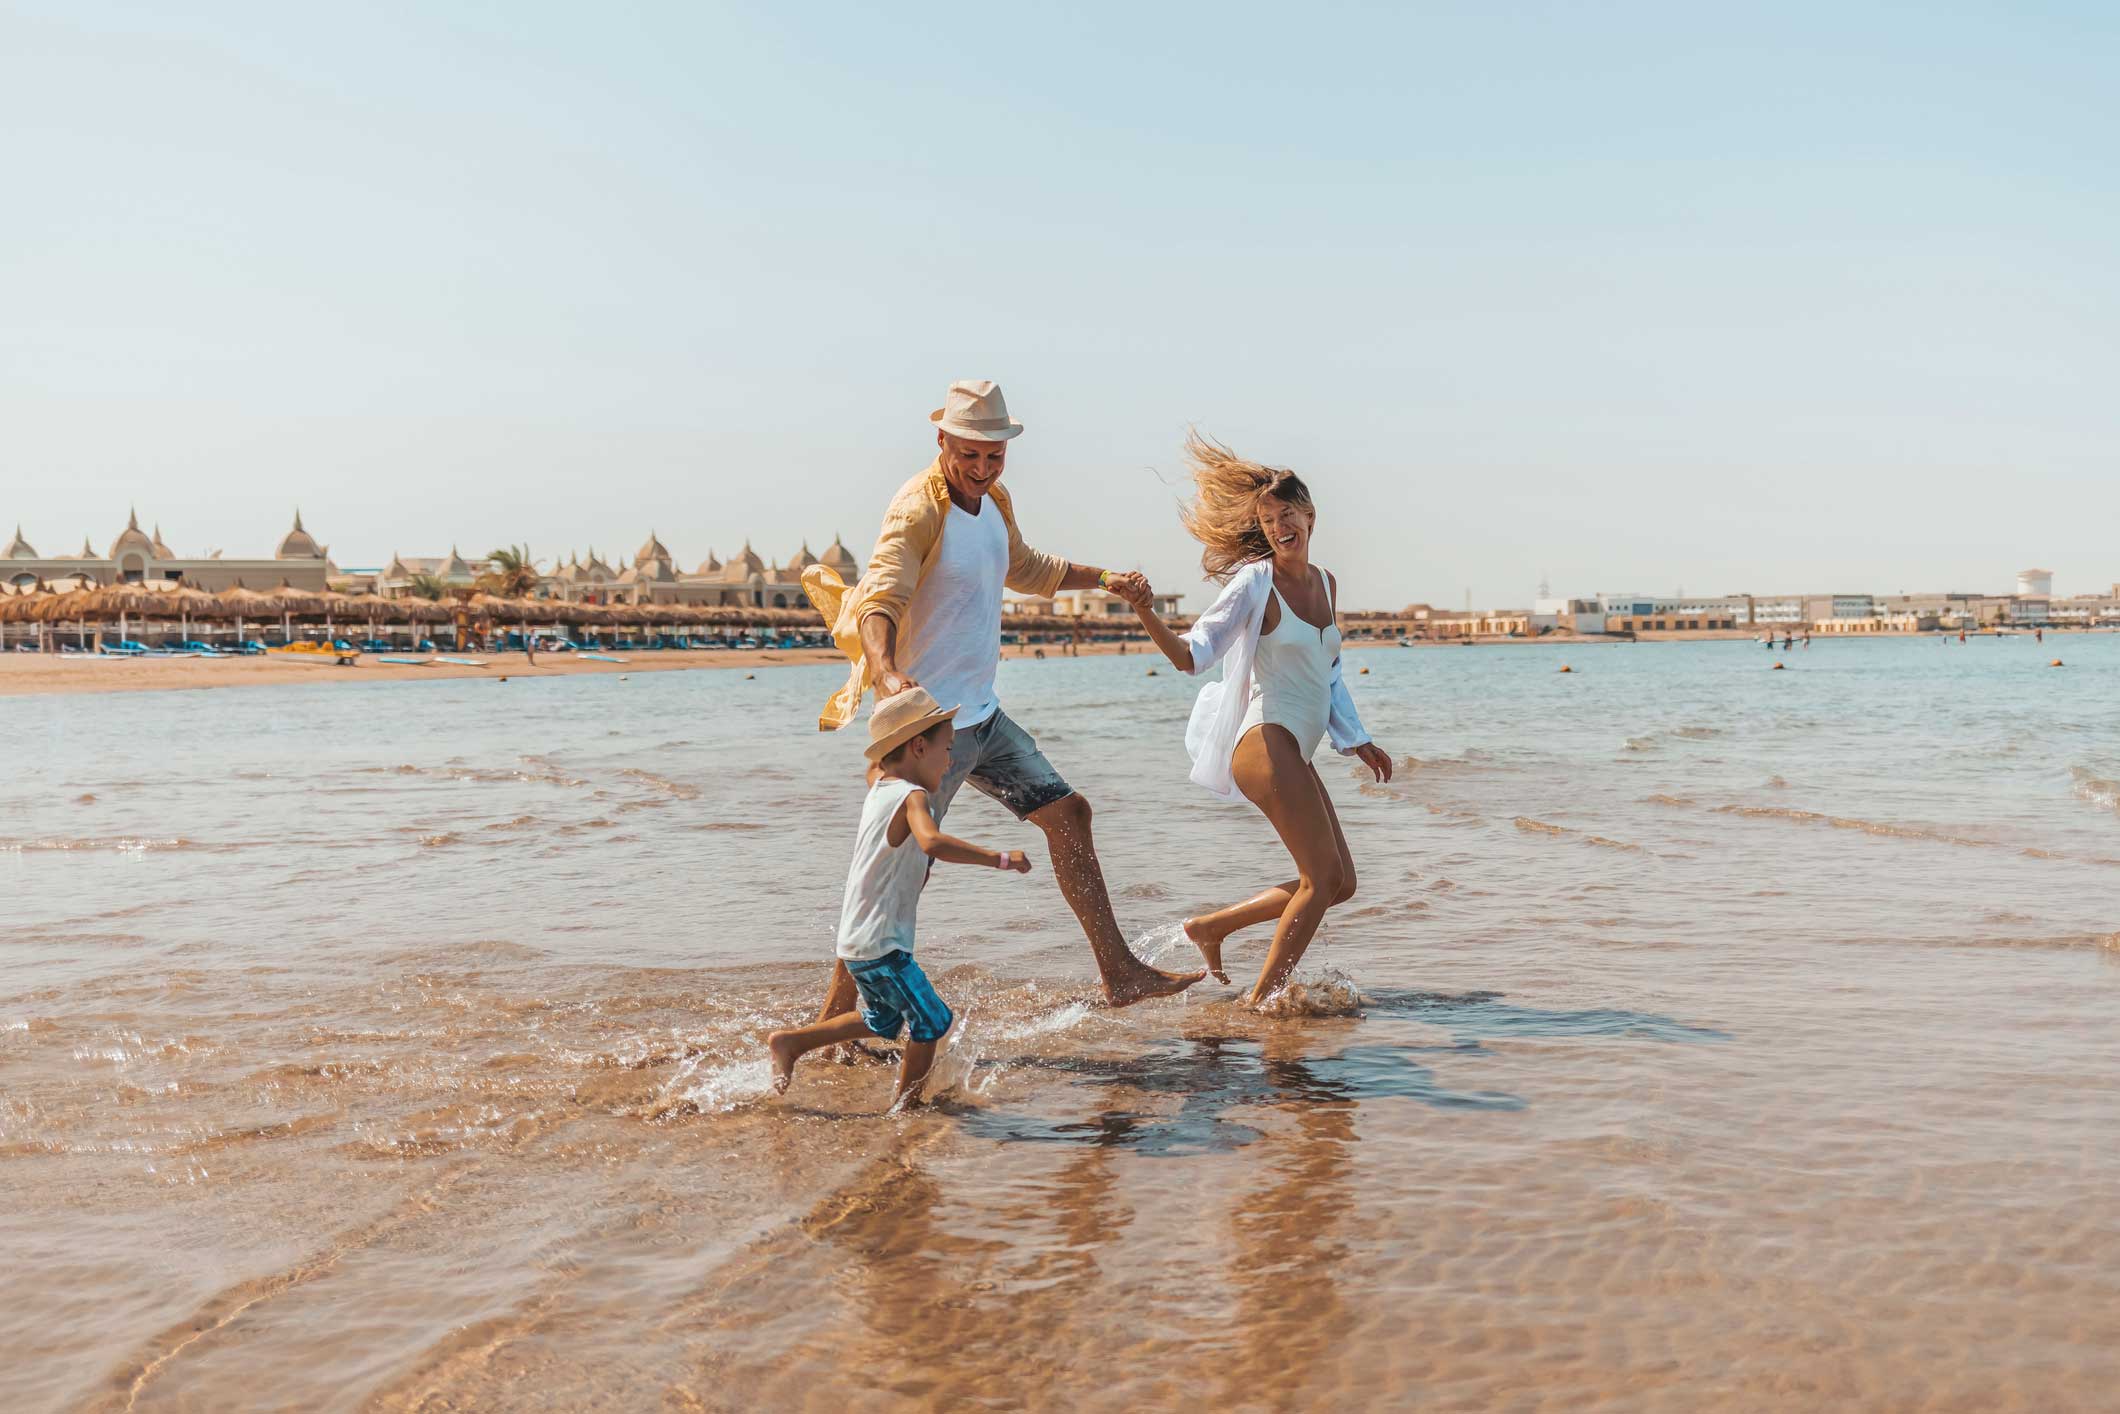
[{"x1": 1124, "y1": 434, "x2": 1394, "y2": 1005}]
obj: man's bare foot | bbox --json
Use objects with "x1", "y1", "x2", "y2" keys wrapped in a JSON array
[
  {"x1": 1102, "y1": 961, "x2": 1206, "y2": 1007},
  {"x1": 1181, "y1": 917, "x2": 1231, "y2": 984},
  {"x1": 767, "y1": 1031, "x2": 798, "y2": 1094}
]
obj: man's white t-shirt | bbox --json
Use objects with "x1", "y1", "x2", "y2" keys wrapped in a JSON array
[{"x1": 904, "y1": 497, "x2": 1007, "y2": 729}]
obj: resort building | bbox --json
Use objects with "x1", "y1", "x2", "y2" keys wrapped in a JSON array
[
  {"x1": 2016, "y1": 568, "x2": 2054, "y2": 598},
  {"x1": 1006, "y1": 587, "x2": 1185, "y2": 620},
  {"x1": 1603, "y1": 609, "x2": 1744, "y2": 633},
  {"x1": 375, "y1": 548, "x2": 487, "y2": 598},
  {"x1": 542, "y1": 534, "x2": 862, "y2": 608},
  {"x1": 2, "y1": 510, "x2": 332, "y2": 593}
]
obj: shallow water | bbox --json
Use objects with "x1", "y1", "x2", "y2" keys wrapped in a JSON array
[{"x1": 5, "y1": 636, "x2": 2118, "y2": 1410}]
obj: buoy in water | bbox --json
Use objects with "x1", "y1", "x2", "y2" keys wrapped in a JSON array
[
  {"x1": 1771, "y1": 662, "x2": 1785, "y2": 670},
  {"x1": 1359, "y1": 666, "x2": 1369, "y2": 675},
  {"x1": 2050, "y1": 659, "x2": 2064, "y2": 667},
  {"x1": 499, "y1": 676, "x2": 509, "y2": 682},
  {"x1": 745, "y1": 673, "x2": 755, "y2": 680},
  {"x1": 1558, "y1": 665, "x2": 1573, "y2": 673},
  {"x1": 1146, "y1": 668, "x2": 1158, "y2": 676}
]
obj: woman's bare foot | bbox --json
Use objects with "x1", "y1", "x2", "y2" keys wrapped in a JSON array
[
  {"x1": 767, "y1": 1031, "x2": 799, "y2": 1094},
  {"x1": 1102, "y1": 961, "x2": 1205, "y2": 1007},
  {"x1": 1181, "y1": 917, "x2": 1231, "y2": 984}
]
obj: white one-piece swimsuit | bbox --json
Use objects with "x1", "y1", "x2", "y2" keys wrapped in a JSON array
[{"x1": 1238, "y1": 574, "x2": 1341, "y2": 759}]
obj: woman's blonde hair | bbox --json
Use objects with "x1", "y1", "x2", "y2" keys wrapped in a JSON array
[{"x1": 1177, "y1": 431, "x2": 1315, "y2": 582}]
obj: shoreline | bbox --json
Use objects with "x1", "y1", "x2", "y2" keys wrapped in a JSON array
[{"x1": 3, "y1": 628, "x2": 2104, "y2": 698}]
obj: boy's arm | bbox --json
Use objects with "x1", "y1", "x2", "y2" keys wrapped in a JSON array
[{"x1": 904, "y1": 790, "x2": 1033, "y2": 873}]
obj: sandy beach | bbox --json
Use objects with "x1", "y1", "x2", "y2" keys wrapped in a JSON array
[{"x1": 0, "y1": 641, "x2": 1192, "y2": 697}]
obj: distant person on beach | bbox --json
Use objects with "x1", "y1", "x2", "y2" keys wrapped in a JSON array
[
  {"x1": 766, "y1": 688, "x2": 1031, "y2": 1108},
  {"x1": 803, "y1": 379, "x2": 1201, "y2": 1012},
  {"x1": 1123, "y1": 434, "x2": 1393, "y2": 1006}
]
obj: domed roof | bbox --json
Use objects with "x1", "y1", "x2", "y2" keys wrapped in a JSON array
[
  {"x1": 784, "y1": 541, "x2": 818, "y2": 574},
  {"x1": 635, "y1": 530, "x2": 673, "y2": 567},
  {"x1": 109, "y1": 508, "x2": 155, "y2": 559},
  {"x1": 4, "y1": 525, "x2": 35, "y2": 559},
  {"x1": 151, "y1": 523, "x2": 176, "y2": 558},
  {"x1": 696, "y1": 548, "x2": 723, "y2": 575},
  {"x1": 77, "y1": 535, "x2": 96, "y2": 559},
  {"x1": 820, "y1": 533, "x2": 860, "y2": 578},
  {"x1": 276, "y1": 509, "x2": 324, "y2": 559},
  {"x1": 437, "y1": 546, "x2": 473, "y2": 578},
  {"x1": 723, "y1": 540, "x2": 767, "y2": 582}
]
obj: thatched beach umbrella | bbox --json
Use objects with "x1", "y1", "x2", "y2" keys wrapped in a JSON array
[
  {"x1": 215, "y1": 582, "x2": 280, "y2": 646},
  {"x1": 35, "y1": 585, "x2": 104, "y2": 650}
]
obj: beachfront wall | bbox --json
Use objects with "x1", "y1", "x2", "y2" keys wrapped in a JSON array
[{"x1": 1605, "y1": 614, "x2": 1743, "y2": 633}]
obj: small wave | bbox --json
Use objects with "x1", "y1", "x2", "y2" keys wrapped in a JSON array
[
  {"x1": 1622, "y1": 736, "x2": 1656, "y2": 753},
  {"x1": 1713, "y1": 805, "x2": 1978, "y2": 846},
  {"x1": 618, "y1": 768, "x2": 701, "y2": 800},
  {"x1": 417, "y1": 832, "x2": 463, "y2": 848},
  {"x1": 0, "y1": 836, "x2": 211, "y2": 854},
  {"x1": 2070, "y1": 767, "x2": 2120, "y2": 815},
  {"x1": 1512, "y1": 818, "x2": 1644, "y2": 852},
  {"x1": 1643, "y1": 794, "x2": 1694, "y2": 808},
  {"x1": 1673, "y1": 725, "x2": 1721, "y2": 740},
  {"x1": 685, "y1": 821, "x2": 766, "y2": 832}
]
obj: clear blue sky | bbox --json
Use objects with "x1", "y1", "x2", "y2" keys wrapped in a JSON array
[{"x1": 4, "y1": 1, "x2": 2115, "y2": 608}]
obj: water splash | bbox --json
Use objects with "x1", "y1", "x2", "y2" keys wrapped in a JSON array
[
  {"x1": 1253, "y1": 968, "x2": 1364, "y2": 1018},
  {"x1": 660, "y1": 1054, "x2": 775, "y2": 1113}
]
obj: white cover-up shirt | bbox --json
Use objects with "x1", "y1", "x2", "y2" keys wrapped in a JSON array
[
  {"x1": 1179, "y1": 560, "x2": 1372, "y2": 801},
  {"x1": 904, "y1": 498, "x2": 1008, "y2": 729}
]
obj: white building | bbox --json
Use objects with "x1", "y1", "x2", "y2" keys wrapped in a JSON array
[{"x1": 2016, "y1": 568, "x2": 2054, "y2": 598}]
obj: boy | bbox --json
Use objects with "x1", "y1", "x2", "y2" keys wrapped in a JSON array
[{"x1": 767, "y1": 687, "x2": 1032, "y2": 1109}]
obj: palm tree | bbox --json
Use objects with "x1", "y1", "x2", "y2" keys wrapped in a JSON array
[
  {"x1": 406, "y1": 572, "x2": 450, "y2": 601},
  {"x1": 480, "y1": 545, "x2": 542, "y2": 599}
]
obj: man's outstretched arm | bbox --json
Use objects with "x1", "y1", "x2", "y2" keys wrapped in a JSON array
[{"x1": 860, "y1": 611, "x2": 916, "y2": 699}]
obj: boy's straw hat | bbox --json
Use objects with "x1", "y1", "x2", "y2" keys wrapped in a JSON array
[
  {"x1": 929, "y1": 379, "x2": 1023, "y2": 441},
  {"x1": 867, "y1": 686, "x2": 958, "y2": 762}
]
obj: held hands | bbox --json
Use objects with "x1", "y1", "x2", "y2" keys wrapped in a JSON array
[
  {"x1": 1354, "y1": 742, "x2": 1394, "y2": 784},
  {"x1": 875, "y1": 669, "x2": 920, "y2": 699},
  {"x1": 1105, "y1": 571, "x2": 1154, "y2": 611}
]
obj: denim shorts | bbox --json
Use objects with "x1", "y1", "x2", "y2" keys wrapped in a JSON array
[
  {"x1": 847, "y1": 950, "x2": 954, "y2": 1044},
  {"x1": 931, "y1": 707, "x2": 1074, "y2": 822}
]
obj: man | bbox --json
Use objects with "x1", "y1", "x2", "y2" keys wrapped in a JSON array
[{"x1": 806, "y1": 379, "x2": 1202, "y2": 1008}]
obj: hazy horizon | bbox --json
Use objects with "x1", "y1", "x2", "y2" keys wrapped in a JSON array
[{"x1": 5, "y1": 2, "x2": 2116, "y2": 608}]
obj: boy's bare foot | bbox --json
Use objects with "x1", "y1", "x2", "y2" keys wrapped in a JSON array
[
  {"x1": 1102, "y1": 960, "x2": 1205, "y2": 1007},
  {"x1": 767, "y1": 1031, "x2": 798, "y2": 1094},
  {"x1": 1181, "y1": 917, "x2": 1231, "y2": 984}
]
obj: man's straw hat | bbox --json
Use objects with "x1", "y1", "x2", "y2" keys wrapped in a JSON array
[
  {"x1": 867, "y1": 686, "x2": 959, "y2": 762},
  {"x1": 929, "y1": 379, "x2": 1023, "y2": 442}
]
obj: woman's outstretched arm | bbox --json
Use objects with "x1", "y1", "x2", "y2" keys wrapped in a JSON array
[
  {"x1": 1119, "y1": 568, "x2": 1261, "y2": 676},
  {"x1": 1116, "y1": 575, "x2": 1198, "y2": 671}
]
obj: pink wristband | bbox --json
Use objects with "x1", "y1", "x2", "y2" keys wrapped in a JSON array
[{"x1": 995, "y1": 853, "x2": 1011, "y2": 870}]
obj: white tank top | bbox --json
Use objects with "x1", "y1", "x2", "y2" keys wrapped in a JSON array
[
  {"x1": 836, "y1": 777, "x2": 929, "y2": 961},
  {"x1": 1240, "y1": 571, "x2": 1341, "y2": 759},
  {"x1": 905, "y1": 498, "x2": 1007, "y2": 729}
]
